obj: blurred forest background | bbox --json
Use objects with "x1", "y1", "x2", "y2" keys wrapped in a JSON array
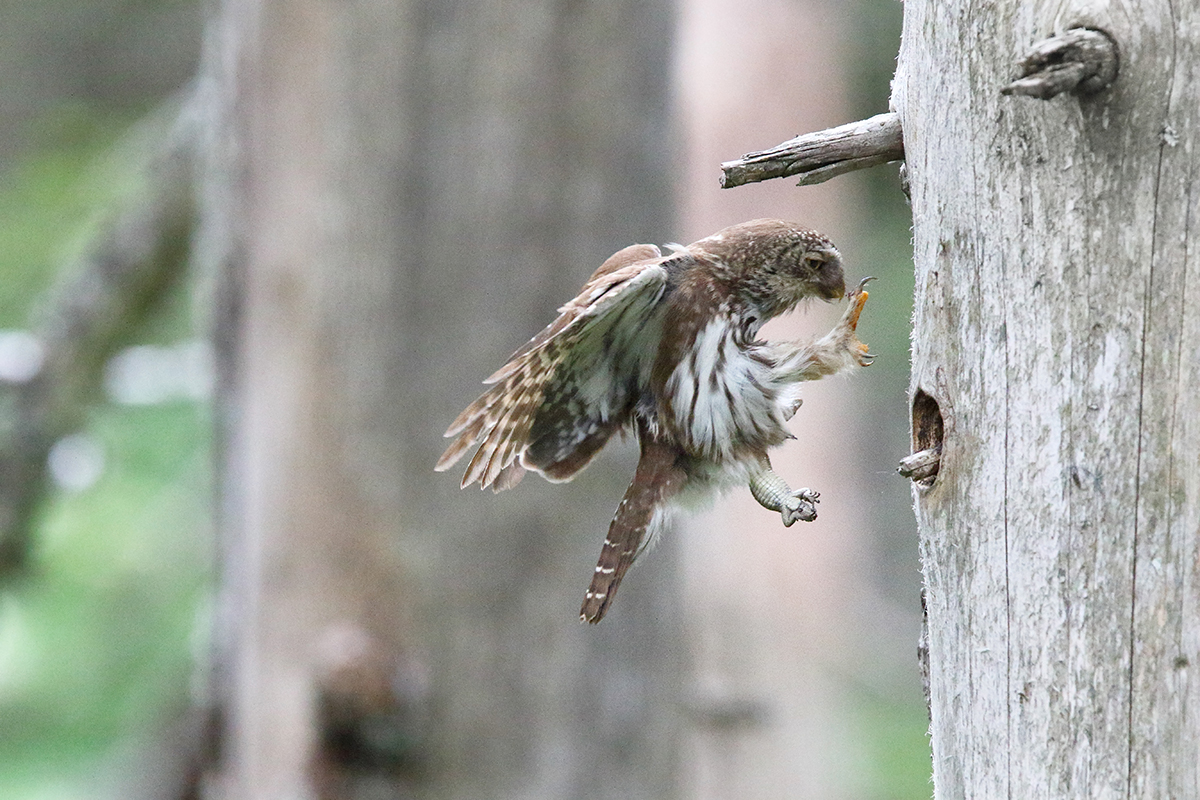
[{"x1": 0, "y1": 0, "x2": 924, "y2": 798}]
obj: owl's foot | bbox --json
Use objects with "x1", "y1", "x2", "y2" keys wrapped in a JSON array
[
  {"x1": 749, "y1": 462, "x2": 820, "y2": 526},
  {"x1": 780, "y1": 488, "x2": 820, "y2": 526}
]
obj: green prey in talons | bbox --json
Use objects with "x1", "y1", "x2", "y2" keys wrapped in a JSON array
[{"x1": 749, "y1": 460, "x2": 820, "y2": 526}]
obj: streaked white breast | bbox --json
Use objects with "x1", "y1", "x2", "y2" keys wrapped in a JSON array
[{"x1": 665, "y1": 318, "x2": 785, "y2": 460}]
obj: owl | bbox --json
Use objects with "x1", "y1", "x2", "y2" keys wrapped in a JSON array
[{"x1": 437, "y1": 219, "x2": 874, "y2": 622}]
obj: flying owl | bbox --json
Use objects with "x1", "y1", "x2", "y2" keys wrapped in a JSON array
[{"x1": 437, "y1": 219, "x2": 874, "y2": 623}]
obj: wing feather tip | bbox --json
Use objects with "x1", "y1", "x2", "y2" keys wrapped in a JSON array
[
  {"x1": 435, "y1": 434, "x2": 477, "y2": 472},
  {"x1": 442, "y1": 417, "x2": 471, "y2": 438},
  {"x1": 434, "y1": 451, "x2": 461, "y2": 473},
  {"x1": 491, "y1": 462, "x2": 526, "y2": 492}
]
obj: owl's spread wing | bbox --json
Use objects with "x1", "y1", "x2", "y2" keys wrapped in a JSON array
[{"x1": 437, "y1": 246, "x2": 668, "y2": 490}]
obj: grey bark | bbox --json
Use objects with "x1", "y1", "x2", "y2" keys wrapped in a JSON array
[
  {"x1": 894, "y1": 2, "x2": 1199, "y2": 798},
  {"x1": 202, "y1": 0, "x2": 680, "y2": 798}
]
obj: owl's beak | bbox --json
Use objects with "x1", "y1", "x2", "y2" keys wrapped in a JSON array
[{"x1": 816, "y1": 256, "x2": 846, "y2": 300}]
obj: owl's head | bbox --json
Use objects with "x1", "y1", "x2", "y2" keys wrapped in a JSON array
[{"x1": 691, "y1": 218, "x2": 846, "y2": 320}]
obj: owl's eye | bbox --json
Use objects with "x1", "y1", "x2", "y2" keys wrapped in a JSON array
[{"x1": 803, "y1": 253, "x2": 826, "y2": 270}]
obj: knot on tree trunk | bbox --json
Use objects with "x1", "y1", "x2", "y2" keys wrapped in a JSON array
[{"x1": 1001, "y1": 27, "x2": 1120, "y2": 99}]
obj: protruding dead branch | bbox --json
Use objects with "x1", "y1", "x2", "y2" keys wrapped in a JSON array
[
  {"x1": 720, "y1": 112, "x2": 904, "y2": 189},
  {"x1": 1001, "y1": 28, "x2": 1120, "y2": 99},
  {"x1": 0, "y1": 98, "x2": 197, "y2": 572}
]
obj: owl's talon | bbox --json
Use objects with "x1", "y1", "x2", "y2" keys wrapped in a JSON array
[
  {"x1": 781, "y1": 488, "x2": 820, "y2": 526},
  {"x1": 851, "y1": 276, "x2": 876, "y2": 296}
]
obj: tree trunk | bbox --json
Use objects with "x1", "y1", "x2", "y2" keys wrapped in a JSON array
[
  {"x1": 894, "y1": 2, "x2": 1199, "y2": 797},
  {"x1": 201, "y1": 0, "x2": 680, "y2": 798}
]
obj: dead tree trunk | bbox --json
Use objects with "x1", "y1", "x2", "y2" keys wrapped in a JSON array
[
  {"x1": 894, "y1": 2, "x2": 1199, "y2": 797},
  {"x1": 201, "y1": 0, "x2": 680, "y2": 798}
]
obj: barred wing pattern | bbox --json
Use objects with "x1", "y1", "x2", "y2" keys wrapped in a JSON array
[{"x1": 436, "y1": 246, "x2": 669, "y2": 491}]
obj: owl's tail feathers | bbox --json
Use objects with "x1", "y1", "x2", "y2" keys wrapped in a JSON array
[{"x1": 580, "y1": 437, "x2": 685, "y2": 624}]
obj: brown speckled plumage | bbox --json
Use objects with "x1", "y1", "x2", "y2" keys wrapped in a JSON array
[{"x1": 437, "y1": 219, "x2": 874, "y2": 623}]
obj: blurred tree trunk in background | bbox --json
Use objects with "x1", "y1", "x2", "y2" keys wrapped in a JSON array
[
  {"x1": 200, "y1": 0, "x2": 680, "y2": 798},
  {"x1": 675, "y1": 1, "x2": 924, "y2": 798}
]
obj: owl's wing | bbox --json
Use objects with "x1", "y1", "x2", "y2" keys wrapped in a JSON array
[{"x1": 436, "y1": 245, "x2": 668, "y2": 491}]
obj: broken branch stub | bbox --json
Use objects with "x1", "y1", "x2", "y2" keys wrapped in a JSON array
[{"x1": 898, "y1": 446, "x2": 942, "y2": 483}]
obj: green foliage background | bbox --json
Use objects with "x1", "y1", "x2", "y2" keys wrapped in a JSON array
[{"x1": 0, "y1": 104, "x2": 211, "y2": 796}]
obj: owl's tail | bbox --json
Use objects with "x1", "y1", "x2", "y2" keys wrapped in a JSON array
[{"x1": 580, "y1": 434, "x2": 685, "y2": 624}]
